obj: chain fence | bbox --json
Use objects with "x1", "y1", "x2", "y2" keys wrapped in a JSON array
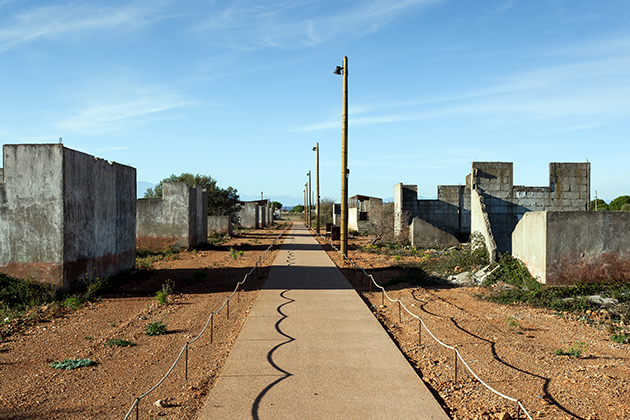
[
  {"x1": 122, "y1": 222, "x2": 292, "y2": 420},
  {"x1": 309, "y1": 224, "x2": 534, "y2": 420}
]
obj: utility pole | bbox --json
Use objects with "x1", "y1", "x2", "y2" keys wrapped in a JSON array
[
  {"x1": 307, "y1": 171, "x2": 312, "y2": 227},
  {"x1": 340, "y1": 56, "x2": 349, "y2": 257},
  {"x1": 315, "y1": 142, "x2": 320, "y2": 235}
]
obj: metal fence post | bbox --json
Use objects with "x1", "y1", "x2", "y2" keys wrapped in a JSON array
[
  {"x1": 185, "y1": 343, "x2": 189, "y2": 381},
  {"x1": 418, "y1": 319, "x2": 422, "y2": 345}
]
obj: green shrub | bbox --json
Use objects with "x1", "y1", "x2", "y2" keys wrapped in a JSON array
[
  {"x1": 62, "y1": 296, "x2": 84, "y2": 310},
  {"x1": 145, "y1": 320, "x2": 167, "y2": 336},
  {"x1": 155, "y1": 280, "x2": 174, "y2": 305},
  {"x1": 611, "y1": 334, "x2": 630, "y2": 344},
  {"x1": 555, "y1": 342, "x2": 588, "y2": 358}
]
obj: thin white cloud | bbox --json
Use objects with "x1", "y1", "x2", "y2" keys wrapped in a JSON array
[
  {"x1": 56, "y1": 93, "x2": 195, "y2": 135},
  {"x1": 0, "y1": 1, "x2": 166, "y2": 51},
  {"x1": 196, "y1": 0, "x2": 443, "y2": 50},
  {"x1": 293, "y1": 35, "x2": 630, "y2": 133}
]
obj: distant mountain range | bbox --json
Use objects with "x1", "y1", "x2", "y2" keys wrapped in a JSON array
[{"x1": 137, "y1": 181, "x2": 155, "y2": 198}]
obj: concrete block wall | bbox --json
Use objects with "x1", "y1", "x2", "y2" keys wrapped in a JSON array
[
  {"x1": 471, "y1": 162, "x2": 590, "y2": 254},
  {"x1": 395, "y1": 183, "x2": 470, "y2": 239},
  {"x1": 136, "y1": 182, "x2": 207, "y2": 251},
  {"x1": 410, "y1": 217, "x2": 459, "y2": 249},
  {"x1": 513, "y1": 211, "x2": 630, "y2": 285},
  {"x1": 238, "y1": 202, "x2": 259, "y2": 228},
  {"x1": 0, "y1": 144, "x2": 136, "y2": 290},
  {"x1": 208, "y1": 216, "x2": 233, "y2": 236}
]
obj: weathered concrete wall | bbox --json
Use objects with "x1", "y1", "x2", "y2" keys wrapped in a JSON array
[
  {"x1": 238, "y1": 202, "x2": 259, "y2": 228},
  {"x1": 470, "y1": 189, "x2": 498, "y2": 263},
  {"x1": 0, "y1": 144, "x2": 136, "y2": 290},
  {"x1": 395, "y1": 183, "x2": 470, "y2": 240},
  {"x1": 208, "y1": 216, "x2": 233, "y2": 235},
  {"x1": 259, "y1": 205, "x2": 267, "y2": 227},
  {"x1": 136, "y1": 182, "x2": 207, "y2": 251},
  {"x1": 513, "y1": 211, "x2": 630, "y2": 285},
  {"x1": 471, "y1": 162, "x2": 590, "y2": 254},
  {"x1": 410, "y1": 217, "x2": 460, "y2": 249},
  {"x1": 349, "y1": 195, "x2": 382, "y2": 232}
]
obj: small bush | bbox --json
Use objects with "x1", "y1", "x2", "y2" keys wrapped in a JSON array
[
  {"x1": 62, "y1": 296, "x2": 84, "y2": 310},
  {"x1": 611, "y1": 334, "x2": 630, "y2": 344},
  {"x1": 106, "y1": 338, "x2": 136, "y2": 348},
  {"x1": 50, "y1": 358, "x2": 95, "y2": 370},
  {"x1": 155, "y1": 280, "x2": 174, "y2": 305},
  {"x1": 555, "y1": 341, "x2": 588, "y2": 358},
  {"x1": 145, "y1": 320, "x2": 167, "y2": 336}
]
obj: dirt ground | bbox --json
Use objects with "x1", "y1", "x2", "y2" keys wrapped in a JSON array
[
  {"x1": 2, "y1": 222, "x2": 629, "y2": 420},
  {"x1": 0, "y1": 223, "x2": 290, "y2": 420},
  {"x1": 315, "y1": 231, "x2": 630, "y2": 420}
]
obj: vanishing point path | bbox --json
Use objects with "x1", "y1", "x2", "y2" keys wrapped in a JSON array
[{"x1": 198, "y1": 222, "x2": 449, "y2": 420}]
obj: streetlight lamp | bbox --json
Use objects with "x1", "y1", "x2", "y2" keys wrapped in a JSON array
[
  {"x1": 313, "y1": 143, "x2": 320, "y2": 235},
  {"x1": 334, "y1": 56, "x2": 349, "y2": 258}
]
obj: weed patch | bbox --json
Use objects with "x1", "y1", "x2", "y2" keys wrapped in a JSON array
[
  {"x1": 155, "y1": 280, "x2": 174, "y2": 305},
  {"x1": 49, "y1": 358, "x2": 95, "y2": 370},
  {"x1": 145, "y1": 320, "x2": 167, "y2": 336},
  {"x1": 555, "y1": 342, "x2": 588, "y2": 358},
  {"x1": 106, "y1": 338, "x2": 136, "y2": 348},
  {"x1": 611, "y1": 334, "x2": 630, "y2": 344}
]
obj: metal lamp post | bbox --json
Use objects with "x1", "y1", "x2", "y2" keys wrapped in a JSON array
[{"x1": 313, "y1": 143, "x2": 320, "y2": 234}]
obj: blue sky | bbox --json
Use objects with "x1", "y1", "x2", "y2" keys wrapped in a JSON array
[{"x1": 1, "y1": 1, "x2": 629, "y2": 205}]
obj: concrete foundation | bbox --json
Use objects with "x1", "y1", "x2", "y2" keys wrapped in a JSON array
[
  {"x1": 409, "y1": 217, "x2": 460, "y2": 249},
  {"x1": 513, "y1": 211, "x2": 630, "y2": 285},
  {"x1": 136, "y1": 182, "x2": 207, "y2": 251},
  {"x1": 0, "y1": 144, "x2": 136, "y2": 290}
]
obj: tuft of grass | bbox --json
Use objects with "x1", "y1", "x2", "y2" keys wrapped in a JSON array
[
  {"x1": 62, "y1": 296, "x2": 84, "y2": 310},
  {"x1": 144, "y1": 320, "x2": 167, "y2": 336},
  {"x1": 229, "y1": 248, "x2": 244, "y2": 260},
  {"x1": 610, "y1": 334, "x2": 630, "y2": 344},
  {"x1": 106, "y1": 338, "x2": 136, "y2": 348},
  {"x1": 555, "y1": 341, "x2": 588, "y2": 358},
  {"x1": 84, "y1": 336, "x2": 93, "y2": 340},
  {"x1": 50, "y1": 358, "x2": 95, "y2": 370},
  {"x1": 155, "y1": 280, "x2": 174, "y2": 305}
]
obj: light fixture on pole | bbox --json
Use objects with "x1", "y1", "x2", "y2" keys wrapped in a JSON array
[{"x1": 334, "y1": 57, "x2": 349, "y2": 258}]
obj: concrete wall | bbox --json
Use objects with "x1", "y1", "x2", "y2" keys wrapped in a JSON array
[
  {"x1": 471, "y1": 162, "x2": 590, "y2": 254},
  {"x1": 333, "y1": 203, "x2": 341, "y2": 225},
  {"x1": 395, "y1": 183, "x2": 470, "y2": 239},
  {"x1": 259, "y1": 205, "x2": 267, "y2": 227},
  {"x1": 349, "y1": 195, "x2": 382, "y2": 232},
  {"x1": 238, "y1": 202, "x2": 259, "y2": 228},
  {"x1": 136, "y1": 182, "x2": 207, "y2": 251},
  {"x1": 208, "y1": 215, "x2": 233, "y2": 235},
  {"x1": 470, "y1": 189, "x2": 498, "y2": 263},
  {"x1": 513, "y1": 211, "x2": 630, "y2": 285},
  {"x1": 410, "y1": 217, "x2": 460, "y2": 249},
  {"x1": 0, "y1": 144, "x2": 136, "y2": 290}
]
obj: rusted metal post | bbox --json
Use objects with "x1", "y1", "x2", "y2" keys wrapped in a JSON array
[
  {"x1": 227, "y1": 298, "x2": 230, "y2": 320},
  {"x1": 210, "y1": 316, "x2": 214, "y2": 344},
  {"x1": 398, "y1": 300, "x2": 402, "y2": 323},
  {"x1": 418, "y1": 319, "x2": 422, "y2": 345}
]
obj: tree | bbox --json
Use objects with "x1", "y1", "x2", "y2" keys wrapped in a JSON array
[
  {"x1": 289, "y1": 205, "x2": 304, "y2": 213},
  {"x1": 609, "y1": 195, "x2": 630, "y2": 211},
  {"x1": 144, "y1": 173, "x2": 241, "y2": 222},
  {"x1": 590, "y1": 199, "x2": 609, "y2": 211},
  {"x1": 271, "y1": 201, "x2": 283, "y2": 211},
  {"x1": 318, "y1": 197, "x2": 336, "y2": 226}
]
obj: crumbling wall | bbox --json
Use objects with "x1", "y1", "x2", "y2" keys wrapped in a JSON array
[
  {"x1": 513, "y1": 211, "x2": 630, "y2": 285},
  {"x1": 471, "y1": 162, "x2": 590, "y2": 254},
  {"x1": 410, "y1": 217, "x2": 459, "y2": 249},
  {"x1": 395, "y1": 183, "x2": 470, "y2": 240},
  {"x1": 208, "y1": 216, "x2": 232, "y2": 235},
  {"x1": 0, "y1": 144, "x2": 136, "y2": 290},
  {"x1": 238, "y1": 202, "x2": 259, "y2": 228},
  {"x1": 136, "y1": 182, "x2": 207, "y2": 251},
  {"x1": 470, "y1": 189, "x2": 497, "y2": 263}
]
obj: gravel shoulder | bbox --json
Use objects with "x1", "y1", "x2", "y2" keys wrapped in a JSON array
[
  {"x1": 0, "y1": 224, "x2": 289, "y2": 420},
  {"x1": 316, "y1": 233, "x2": 630, "y2": 420}
]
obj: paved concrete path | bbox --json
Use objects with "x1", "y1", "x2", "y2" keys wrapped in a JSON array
[{"x1": 198, "y1": 223, "x2": 449, "y2": 420}]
